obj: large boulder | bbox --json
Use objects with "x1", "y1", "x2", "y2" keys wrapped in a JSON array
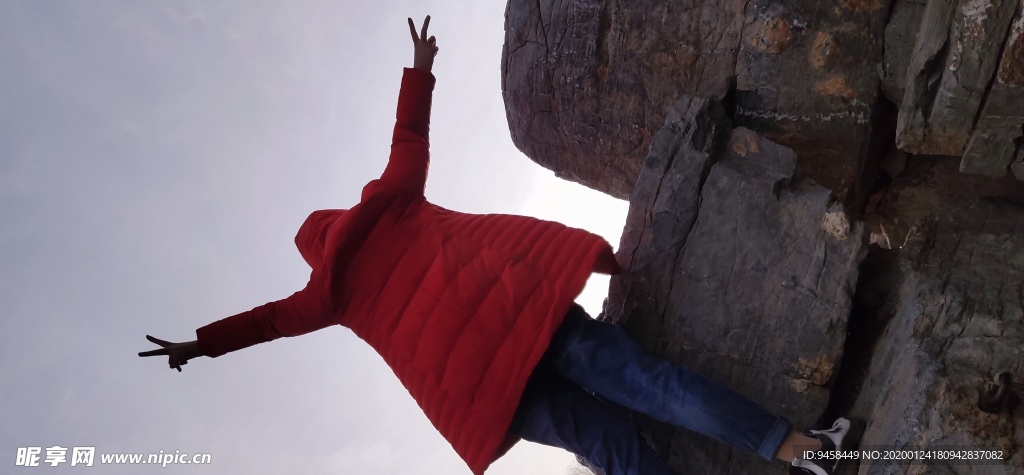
[
  {"x1": 502, "y1": 0, "x2": 1024, "y2": 209},
  {"x1": 502, "y1": 0, "x2": 892, "y2": 204},
  {"x1": 601, "y1": 95, "x2": 866, "y2": 473}
]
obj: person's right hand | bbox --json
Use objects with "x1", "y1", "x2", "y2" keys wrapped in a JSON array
[
  {"x1": 138, "y1": 335, "x2": 204, "y2": 372},
  {"x1": 408, "y1": 15, "x2": 438, "y2": 72}
]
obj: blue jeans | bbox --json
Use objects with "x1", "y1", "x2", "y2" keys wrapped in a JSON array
[{"x1": 509, "y1": 304, "x2": 791, "y2": 475}]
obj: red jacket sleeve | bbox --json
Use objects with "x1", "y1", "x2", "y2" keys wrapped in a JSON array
[
  {"x1": 195, "y1": 280, "x2": 334, "y2": 358},
  {"x1": 374, "y1": 67, "x2": 435, "y2": 196}
]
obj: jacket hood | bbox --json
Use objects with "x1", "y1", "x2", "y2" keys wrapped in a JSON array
[{"x1": 295, "y1": 209, "x2": 347, "y2": 268}]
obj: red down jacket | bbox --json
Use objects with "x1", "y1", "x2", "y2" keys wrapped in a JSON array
[{"x1": 195, "y1": 68, "x2": 620, "y2": 474}]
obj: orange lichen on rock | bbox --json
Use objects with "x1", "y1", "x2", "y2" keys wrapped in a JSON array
[
  {"x1": 796, "y1": 354, "x2": 835, "y2": 386},
  {"x1": 810, "y1": 32, "x2": 838, "y2": 69},
  {"x1": 996, "y1": 16, "x2": 1023, "y2": 86},
  {"x1": 788, "y1": 378, "x2": 813, "y2": 394},
  {"x1": 816, "y1": 75, "x2": 857, "y2": 101},
  {"x1": 741, "y1": 128, "x2": 761, "y2": 153},
  {"x1": 731, "y1": 129, "x2": 763, "y2": 157},
  {"x1": 747, "y1": 17, "x2": 792, "y2": 54}
]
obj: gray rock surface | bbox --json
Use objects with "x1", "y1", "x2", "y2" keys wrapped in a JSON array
[
  {"x1": 845, "y1": 201, "x2": 1024, "y2": 474},
  {"x1": 880, "y1": 0, "x2": 927, "y2": 106},
  {"x1": 595, "y1": 95, "x2": 1024, "y2": 474},
  {"x1": 1014, "y1": 146, "x2": 1024, "y2": 179},
  {"x1": 602, "y1": 96, "x2": 866, "y2": 474},
  {"x1": 881, "y1": 0, "x2": 1024, "y2": 181},
  {"x1": 501, "y1": 0, "x2": 891, "y2": 203},
  {"x1": 734, "y1": 0, "x2": 890, "y2": 205},
  {"x1": 961, "y1": 5, "x2": 1024, "y2": 177}
]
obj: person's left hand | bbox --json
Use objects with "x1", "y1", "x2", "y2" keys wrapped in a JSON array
[
  {"x1": 138, "y1": 335, "x2": 204, "y2": 372},
  {"x1": 408, "y1": 15, "x2": 438, "y2": 72}
]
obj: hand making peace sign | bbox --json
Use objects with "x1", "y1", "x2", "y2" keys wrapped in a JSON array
[
  {"x1": 408, "y1": 15, "x2": 439, "y2": 72},
  {"x1": 138, "y1": 335, "x2": 204, "y2": 372}
]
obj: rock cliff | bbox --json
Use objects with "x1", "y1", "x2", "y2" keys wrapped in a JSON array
[
  {"x1": 503, "y1": 1, "x2": 1024, "y2": 473},
  {"x1": 502, "y1": 0, "x2": 1023, "y2": 206}
]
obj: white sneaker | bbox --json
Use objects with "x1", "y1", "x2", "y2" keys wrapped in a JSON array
[{"x1": 790, "y1": 417, "x2": 864, "y2": 475}]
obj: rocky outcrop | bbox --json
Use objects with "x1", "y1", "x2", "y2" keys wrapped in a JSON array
[
  {"x1": 501, "y1": 1, "x2": 1024, "y2": 473},
  {"x1": 502, "y1": 0, "x2": 892, "y2": 204},
  {"x1": 593, "y1": 91, "x2": 1024, "y2": 474},
  {"x1": 836, "y1": 200, "x2": 1024, "y2": 474},
  {"x1": 502, "y1": 0, "x2": 1024, "y2": 205},
  {"x1": 601, "y1": 96, "x2": 866, "y2": 473},
  {"x1": 885, "y1": 0, "x2": 1024, "y2": 178}
]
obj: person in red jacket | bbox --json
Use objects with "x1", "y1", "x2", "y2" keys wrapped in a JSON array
[{"x1": 140, "y1": 16, "x2": 860, "y2": 475}]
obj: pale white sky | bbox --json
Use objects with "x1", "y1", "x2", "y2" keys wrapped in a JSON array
[{"x1": 1, "y1": 1, "x2": 629, "y2": 474}]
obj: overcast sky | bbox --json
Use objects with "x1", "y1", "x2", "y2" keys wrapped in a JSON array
[{"x1": 1, "y1": 1, "x2": 629, "y2": 474}]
